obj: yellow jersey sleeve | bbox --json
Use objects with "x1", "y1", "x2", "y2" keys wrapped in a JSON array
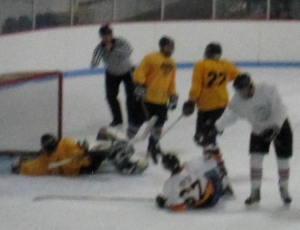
[{"x1": 134, "y1": 52, "x2": 177, "y2": 104}]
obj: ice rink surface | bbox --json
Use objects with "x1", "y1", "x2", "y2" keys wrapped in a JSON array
[{"x1": 1, "y1": 68, "x2": 300, "y2": 230}]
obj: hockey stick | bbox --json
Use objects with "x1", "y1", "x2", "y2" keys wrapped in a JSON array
[
  {"x1": 33, "y1": 194, "x2": 154, "y2": 203},
  {"x1": 160, "y1": 114, "x2": 184, "y2": 140},
  {"x1": 127, "y1": 115, "x2": 157, "y2": 146},
  {"x1": 149, "y1": 114, "x2": 184, "y2": 163},
  {"x1": 48, "y1": 158, "x2": 75, "y2": 169}
]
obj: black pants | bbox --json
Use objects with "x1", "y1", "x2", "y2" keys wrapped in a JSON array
[
  {"x1": 105, "y1": 70, "x2": 135, "y2": 123},
  {"x1": 249, "y1": 119, "x2": 293, "y2": 159},
  {"x1": 196, "y1": 108, "x2": 225, "y2": 134},
  {"x1": 129, "y1": 101, "x2": 168, "y2": 127}
]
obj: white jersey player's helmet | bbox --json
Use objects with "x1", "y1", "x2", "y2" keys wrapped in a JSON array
[{"x1": 162, "y1": 153, "x2": 180, "y2": 172}]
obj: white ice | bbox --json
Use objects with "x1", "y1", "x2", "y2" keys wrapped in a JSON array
[{"x1": 1, "y1": 68, "x2": 300, "y2": 230}]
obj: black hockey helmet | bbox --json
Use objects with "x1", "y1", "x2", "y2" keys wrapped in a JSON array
[
  {"x1": 41, "y1": 133, "x2": 58, "y2": 153},
  {"x1": 204, "y1": 42, "x2": 222, "y2": 58},
  {"x1": 162, "y1": 153, "x2": 180, "y2": 172},
  {"x1": 233, "y1": 73, "x2": 252, "y2": 90},
  {"x1": 99, "y1": 24, "x2": 112, "y2": 36},
  {"x1": 159, "y1": 36, "x2": 174, "y2": 48}
]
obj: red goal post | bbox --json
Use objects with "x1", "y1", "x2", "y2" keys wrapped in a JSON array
[{"x1": 0, "y1": 71, "x2": 63, "y2": 155}]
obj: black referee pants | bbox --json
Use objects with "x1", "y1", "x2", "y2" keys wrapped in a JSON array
[{"x1": 105, "y1": 70, "x2": 135, "y2": 124}]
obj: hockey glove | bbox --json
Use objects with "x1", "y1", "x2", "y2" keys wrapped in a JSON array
[
  {"x1": 182, "y1": 100, "x2": 195, "y2": 116},
  {"x1": 260, "y1": 126, "x2": 280, "y2": 142},
  {"x1": 167, "y1": 94, "x2": 179, "y2": 110},
  {"x1": 134, "y1": 84, "x2": 147, "y2": 101},
  {"x1": 156, "y1": 195, "x2": 166, "y2": 208}
]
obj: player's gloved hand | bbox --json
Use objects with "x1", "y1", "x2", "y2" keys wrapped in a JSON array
[
  {"x1": 182, "y1": 100, "x2": 195, "y2": 116},
  {"x1": 134, "y1": 84, "x2": 147, "y2": 101},
  {"x1": 167, "y1": 94, "x2": 179, "y2": 110},
  {"x1": 156, "y1": 195, "x2": 166, "y2": 208},
  {"x1": 260, "y1": 126, "x2": 280, "y2": 142}
]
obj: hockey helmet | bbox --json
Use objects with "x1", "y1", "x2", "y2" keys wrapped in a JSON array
[
  {"x1": 162, "y1": 153, "x2": 180, "y2": 172},
  {"x1": 40, "y1": 133, "x2": 58, "y2": 153},
  {"x1": 204, "y1": 42, "x2": 222, "y2": 58},
  {"x1": 233, "y1": 73, "x2": 252, "y2": 90},
  {"x1": 159, "y1": 36, "x2": 174, "y2": 48},
  {"x1": 99, "y1": 24, "x2": 112, "y2": 36}
]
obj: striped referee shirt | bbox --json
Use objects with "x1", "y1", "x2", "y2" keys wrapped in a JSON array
[{"x1": 90, "y1": 37, "x2": 133, "y2": 76}]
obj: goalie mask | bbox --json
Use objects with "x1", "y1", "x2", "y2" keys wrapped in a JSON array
[{"x1": 41, "y1": 133, "x2": 58, "y2": 154}]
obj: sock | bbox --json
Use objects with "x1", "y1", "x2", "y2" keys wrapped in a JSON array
[
  {"x1": 250, "y1": 153, "x2": 264, "y2": 191},
  {"x1": 277, "y1": 158, "x2": 290, "y2": 189},
  {"x1": 126, "y1": 124, "x2": 140, "y2": 139}
]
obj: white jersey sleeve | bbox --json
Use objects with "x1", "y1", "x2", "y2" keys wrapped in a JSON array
[
  {"x1": 215, "y1": 107, "x2": 240, "y2": 132},
  {"x1": 216, "y1": 83, "x2": 287, "y2": 134}
]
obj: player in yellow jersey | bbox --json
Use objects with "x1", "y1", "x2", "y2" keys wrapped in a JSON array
[
  {"x1": 11, "y1": 134, "x2": 105, "y2": 176},
  {"x1": 181, "y1": 43, "x2": 240, "y2": 195},
  {"x1": 127, "y1": 36, "x2": 178, "y2": 164},
  {"x1": 182, "y1": 42, "x2": 241, "y2": 146},
  {"x1": 11, "y1": 131, "x2": 149, "y2": 176}
]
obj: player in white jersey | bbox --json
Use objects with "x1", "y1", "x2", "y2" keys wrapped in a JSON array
[
  {"x1": 155, "y1": 148, "x2": 233, "y2": 211},
  {"x1": 213, "y1": 73, "x2": 293, "y2": 205}
]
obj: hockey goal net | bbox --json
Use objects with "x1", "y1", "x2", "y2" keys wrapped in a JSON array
[{"x1": 0, "y1": 71, "x2": 63, "y2": 154}]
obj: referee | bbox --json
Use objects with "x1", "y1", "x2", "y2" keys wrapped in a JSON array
[{"x1": 91, "y1": 24, "x2": 135, "y2": 127}]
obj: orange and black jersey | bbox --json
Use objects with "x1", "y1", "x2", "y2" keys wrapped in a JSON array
[
  {"x1": 189, "y1": 59, "x2": 240, "y2": 111},
  {"x1": 134, "y1": 51, "x2": 177, "y2": 104}
]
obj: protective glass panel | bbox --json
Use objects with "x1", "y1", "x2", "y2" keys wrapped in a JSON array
[
  {"x1": 115, "y1": 0, "x2": 161, "y2": 22},
  {"x1": 1, "y1": 0, "x2": 33, "y2": 34},
  {"x1": 215, "y1": 0, "x2": 267, "y2": 19},
  {"x1": 270, "y1": 0, "x2": 300, "y2": 19},
  {"x1": 35, "y1": 0, "x2": 71, "y2": 28},
  {"x1": 74, "y1": 0, "x2": 113, "y2": 25},
  {"x1": 164, "y1": 0, "x2": 212, "y2": 20}
]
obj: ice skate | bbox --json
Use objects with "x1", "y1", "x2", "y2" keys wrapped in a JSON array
[
  {"x1": 280, "y1": 186, "x2": 292, "y2": 205},
  {"x1": 245, "y1": 189, "x2": 260, "y2": 205}
]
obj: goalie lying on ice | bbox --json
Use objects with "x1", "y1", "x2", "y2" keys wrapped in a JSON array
[
  {"x1": 156, "y1": 149, "x2": 233, "y2": 211},
  {"x1": 11, "y1": 131, "x2": 148, "y2": 176}
]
